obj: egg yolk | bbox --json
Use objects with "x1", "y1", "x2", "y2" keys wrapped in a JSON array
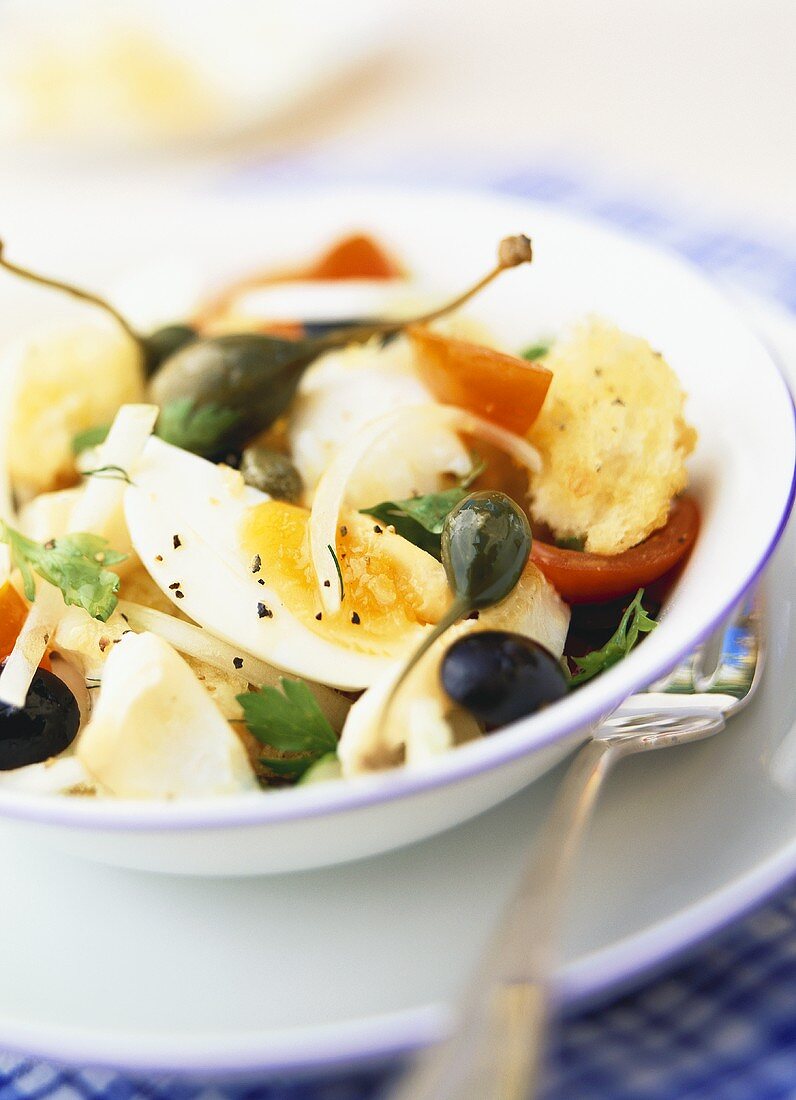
[{"x1": 241, "y1": 501, "x2": 450, "y2": 655}]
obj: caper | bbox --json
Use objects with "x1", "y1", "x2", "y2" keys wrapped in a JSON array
[
  {"x1": 441, "y1": 491, "x2": 531, "y2": 608},
  {"x1": 381, "y1": 490, "x2": 532, "y2": 725},
  {"x1": 0, "y1": 235, "x2": 534, "y2": 459},
  {"x1": 240, "y1": 446, "x2": 303, "y2": 502},
  {"x1": 148, "y1": 332, "x2": 322, "y2": 455},
  {"x1": 143, "y1": 323, "x2": 197, "y2": 376}
]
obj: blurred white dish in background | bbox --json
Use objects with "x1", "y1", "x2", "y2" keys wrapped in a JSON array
[{"x1": 0, "y1": 0, "x2": 400, "y2": 151}]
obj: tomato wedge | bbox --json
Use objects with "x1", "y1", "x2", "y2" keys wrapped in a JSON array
[
  {"x1": 531, "y1": 496, "x2": 700, "y2": 604},
  {"x1": 306, "y1": 233, "x2": 402, "y2": 280},
  {"x1": 0, "y1": 580, "x2": 50, "y2": 670},
  {"x1": 196, "y1": 234, "x2": 402, "y2": 330},
  {"x1": 408, "y1": 325, "x2": 553, "y2": 435}
]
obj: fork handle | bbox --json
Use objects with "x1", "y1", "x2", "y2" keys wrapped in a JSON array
[{"x1": 389, "y1": 736, "x2": 622, "y2": 1100}]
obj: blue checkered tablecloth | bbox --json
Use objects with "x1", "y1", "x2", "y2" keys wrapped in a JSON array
[
  {"x1": 3, "y1": 162, "x2": 796, "y2": 1100},
  {"x1": 3, "y1": 889, "x2": 796, "y2": 1099}
]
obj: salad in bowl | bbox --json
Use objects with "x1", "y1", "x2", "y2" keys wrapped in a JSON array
[{"x1": 0, "y1": 224, "x2": 699, "y2": 804}]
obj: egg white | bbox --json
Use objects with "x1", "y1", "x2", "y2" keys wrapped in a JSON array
[{"x1": 123, "y1": 438, "x2": 399, "y2": 690}]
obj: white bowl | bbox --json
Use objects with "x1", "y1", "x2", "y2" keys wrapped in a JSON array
[{"x1": 1, "y1": 185, "x2": 794, "y2": 875}]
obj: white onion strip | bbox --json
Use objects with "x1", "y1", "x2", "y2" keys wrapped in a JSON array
[
  {"x1": 0, "y1": 349, "x2": 16, "y2": 585},
  {"x1": 0, "y1": 582, "x2": 62, "y2": 708},
  {"x1": 69, "y1": 403, "x2": 158, "y2": 535},
  {"x1": 118, "y1": 601, "x2": 352, "y2": 732},
  {"x1": 309, "y1": 403, "x2": 542, "y2": 614},
  {"x1": 0, "y1": 404, "x2": 158, "y2": 708}
]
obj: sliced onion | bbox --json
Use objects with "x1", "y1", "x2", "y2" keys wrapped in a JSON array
[
  {"x1": 308, "y1": 403, "x2": 542, "y2": 613},
  {"x1": 69, "y1": 403, "x2": 158, "y2": 536},
  {"x1": 0, "y1": 355, "x2": 16, "y2": 585},
  {"x1": 118, "y1": 600, "x2": 351, "y2": 732},
  {"x1": 0, "y1": 582, "x2": 63, "y2": 708}
]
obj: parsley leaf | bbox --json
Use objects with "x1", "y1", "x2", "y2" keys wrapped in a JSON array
[
  {"x1": 236, "y1": 678, "x2": 338, "y2": 780},
  {"x1": 71, "y1": 424, "x2": 110, "y2": 455},
  {"x1": 0, "y1": 522, "x2": 126, "y2": 621},
  {"x1": 156, "y1": 399, "x2": 240, "y2": 458},
  {"x1": 327, "y1": 544, "x2": 345, "y2": 601},
  {"x1": 359, "y1": 460, "x2": 487, "y2": 559},
  {"x1": 360, "y1": 488, "x2": 467, "y2": 558},
  {"x1": 555, "y1": 535, "x2": 585, "y2": 551},
  {"x1": 81, "y1": 464, "x2": 134, "y2": 485},
  {"x1": 521, "y1": 342, "x2": 551, "y2": 362},
  {"x1": 569, "y1": 589, "x2": 657, "y2": 686}
]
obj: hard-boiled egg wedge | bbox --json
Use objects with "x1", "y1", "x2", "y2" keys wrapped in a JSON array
[
  {"x1": 289, "y1": 336, "x2": 471, "y2": 502},
  {"x1": 338, "y1": 563, "x2": 571, "y2": 776},
  {"x1": 124, "y1": 438, "x2": 447, "y2": 689},
  {"x1": 241, "y1": 502, "x2": 450, "y2": 658},
  {"x1": 76, "y1": 632, "x2": 257, "y2": 799}
]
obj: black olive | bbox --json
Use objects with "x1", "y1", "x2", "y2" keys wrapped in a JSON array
[
  {"x1": 301, "y1": 319, "x2": 398, "y2": 346},
  {"x1": 300, "y1": 318, "x2": 369, "y2": 339},
  {"x1": 0, "y1": 666, "x2": 80, "y2": 770},
  {"x1": 441, "y1": 630, "x2": 568, "y2": 728},
  {"x1": 143, "y1": 323, "x2": 198, "y2": 376},
  {"x1": 240, "y1": 446, "x2": 303, "y2": 502}
]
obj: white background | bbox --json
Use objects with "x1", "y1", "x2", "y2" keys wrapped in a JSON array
[{"x1": 0, "y1": 0, "x2": 793, "y2": 233}]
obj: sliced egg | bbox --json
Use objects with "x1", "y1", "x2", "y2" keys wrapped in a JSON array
[
  {"x1": 124, "y1": 438, "x2": 448, "y2": 689},
  {"x1": 76, "y1": 632, "x2": 257, "y2": 799}
]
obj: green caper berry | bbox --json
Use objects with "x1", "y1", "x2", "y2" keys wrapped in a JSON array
[
  {"x1": 441, "y1": 491, "x2": 531, "y2": 609},
  {"x1": 143, "y1": 323, "x2": 198, "y2": 376},
  {"x1": 240, "y1": 446, "x2": 304, "y2": 503}
]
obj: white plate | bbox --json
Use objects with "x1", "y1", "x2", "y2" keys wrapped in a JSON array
[
  {"x1": 0, "y1": 292, "x2": 793, "y2": 1079},
  {"x1": 0, "y1": 187, "x2": 793, "y2": 875}
]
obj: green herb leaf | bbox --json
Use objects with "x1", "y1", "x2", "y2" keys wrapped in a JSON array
[
  {"x1": 327, "y1": 544, "x2": 345, "y2": 601},
  {"x1": 81, "y1": 464, "x2": 134, "y2": 485},
  {"x1": 569, "y1": 589, "x2": 657, "y2": 686},
  {"x1": 156, "y1": 398, "x2": 240, "y2": 458},
  {"x1": 359, "y1": 460, "x2": 487, "y2": 559},
  {"x1": 521, "y1": 342, "x2": 551, "y2": 362},
  {"x1": 236, "y1": 678, "x2": 339, "y2": 780},
  {"x1": 0, "y1": 522, "x2": 126, "y2": 621},
  {"x1": 555, "y1": 535, "x2": 585, "y2": 551},
  {"x1": 71, "y1": 424, "x2": 110, "y2": 455},
  {"x1": 360, "y1": 488, "x2": 468, "y2": 559}
]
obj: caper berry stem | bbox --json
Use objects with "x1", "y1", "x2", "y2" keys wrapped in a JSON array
[
  {"x1": 381, "y1": 490, "x2": 532, "y2": 736},
  {"x1": 310, "y1": 234, "x2": 533, "y2": 353},
  {"x1": 0, "y1": 240, "x2": 146, "y2": 358},
  {"x1": 382, "y1": 597, "x2": 469, "y2": 726}
]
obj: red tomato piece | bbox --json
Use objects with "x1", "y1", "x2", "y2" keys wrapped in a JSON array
[
  {"x1": 531, "y1": 496, "x2": 700, "y2": 604},
  {"x1": 408, "y1": 325, "x2": 552, "y2": 435}
]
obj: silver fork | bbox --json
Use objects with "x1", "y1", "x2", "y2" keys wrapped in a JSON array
[{"x1": 387, "y1": 590, "x2": 763, "y2": 1100}]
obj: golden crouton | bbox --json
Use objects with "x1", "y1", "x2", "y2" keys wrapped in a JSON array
[
  {"x1": 528, "y1": 319, "x2": 697, "y2": 555},
  {"x1": 6, "y1": 321, "x2": 143, "y2": 500}
]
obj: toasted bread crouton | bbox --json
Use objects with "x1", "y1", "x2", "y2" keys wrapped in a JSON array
[{"x1": 528, "y1": 319, "x2": 697, "y2": 555}]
